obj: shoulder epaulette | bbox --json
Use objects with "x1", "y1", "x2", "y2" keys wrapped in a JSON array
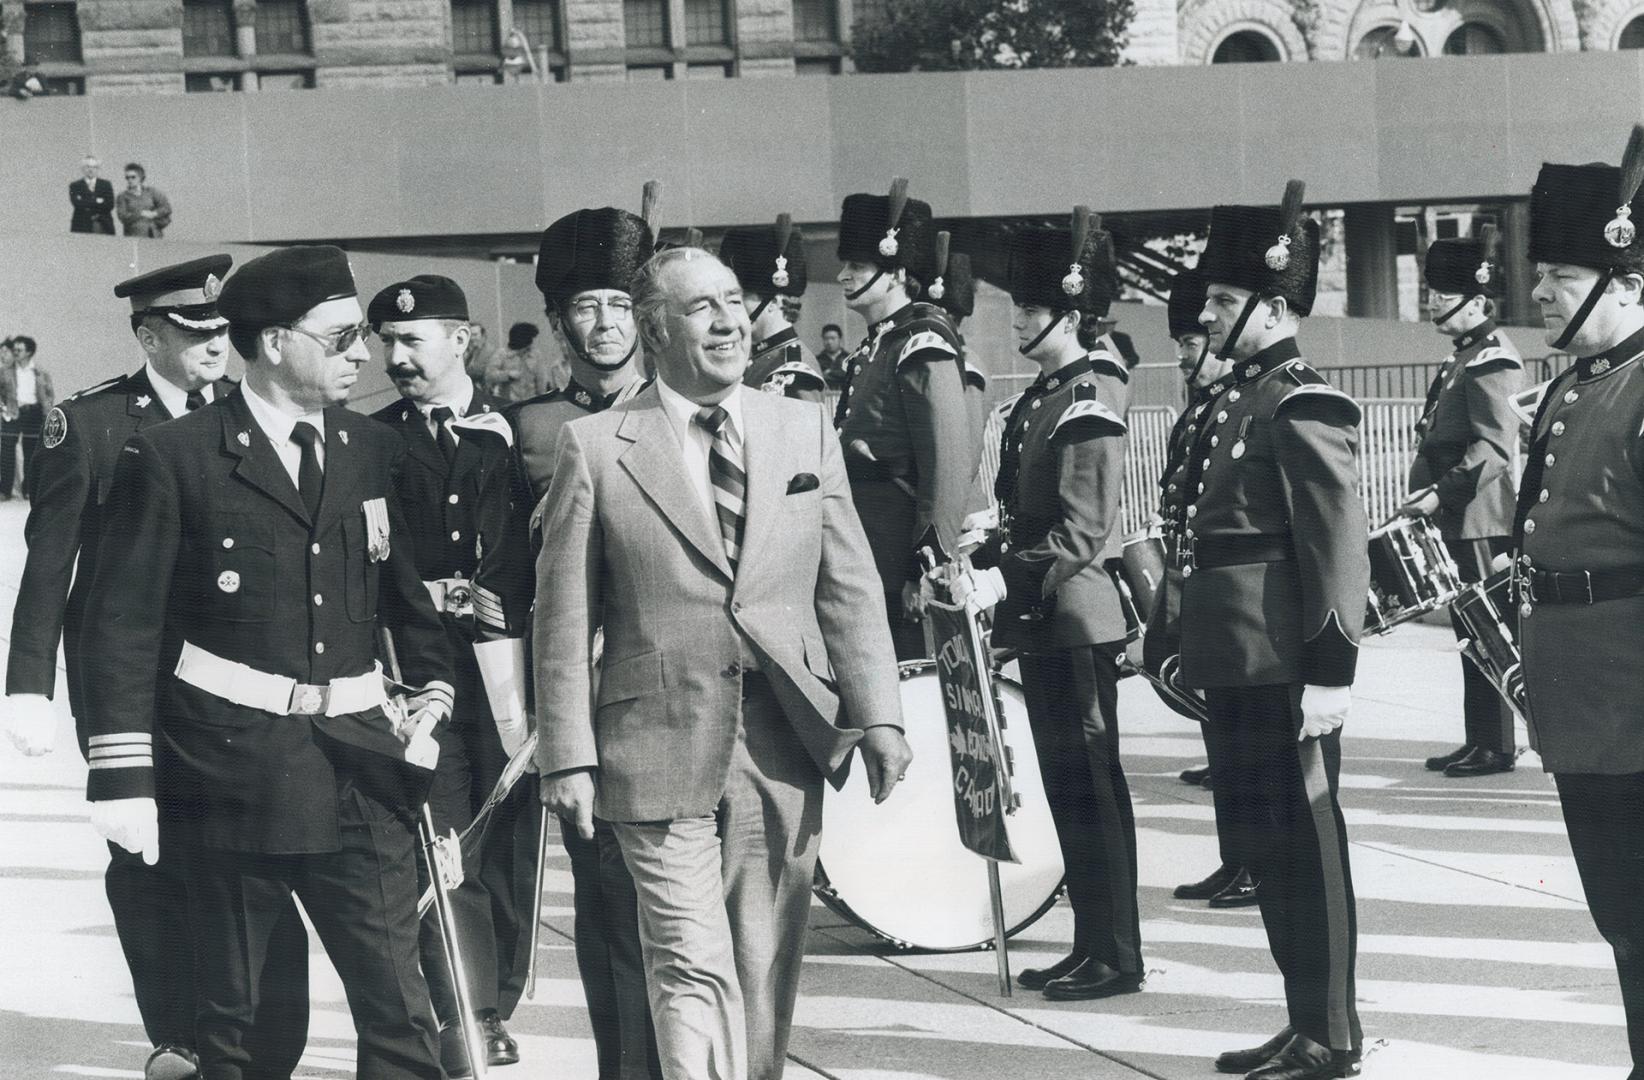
[
  {"x1": 64, "y1": 374, "x2": 125, "y2": 403},
  {"x1": 1052, "y1": 390, "x2": 1126, "y2": 440},
  {"x1": 1281, "y1": 361, "x2": 1328, "y2": 387},
  {"x1": 1089, "y1": 352, "x2": 1130, "y2": 384},
  {"x1": 896, "y1": 329, "x2": 959, "y2": 368},
  {"x1": 1466, "y1": 345, "x2": 1522, "y2": 370},
  {"x1": 452, "y1": 410, "x2": 514, "y2": 447},
  {"x1": 762, "y1": 361, "x2": 826, "y2": 392},
  {"x1": 992, "y1": 392, "x2": 1022, "y2": 423},
  {"x1": 1275, "y1": 381, "x2": 1363, "y2": 425},
  {"x1": 371, "y1": 396, "x2": 414, "y2": 422}
]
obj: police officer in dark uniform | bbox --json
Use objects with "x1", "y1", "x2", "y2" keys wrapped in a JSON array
[
  {"x1": 1516, "y1": 125, "x2": 1644, "y2": 1078},
  {"x1": 957, "y1": 208, "x2": 1143, "y2": 1002},
  {"x1": 1403, "y1": 229, "x2": 1524, "y2": 778},
  {"x1": 3, "y1": 256, "x2": 310, "y2": 1080},
  {"x1": 1148, "y1": 267, "x2": 1258, "y2": 910},
  {"x1": 719, "y1": 214, "x2": 826, "y2": 403},
  {"x1": 368, "y1": 275, "x2": 536, "y2": 1074},
  {"x1": 508, "y1": 204, "x2": 662, "y2": 1080},
  {"x1": 80, "y1": 245, "x2": 456, "y2": 1080},
  {"x1": 1181, "y1": 182, "x2": 1370, "y2": 1080},
  {"x1": 834, "y1": 178, "x2": 971, "y2": 659}
]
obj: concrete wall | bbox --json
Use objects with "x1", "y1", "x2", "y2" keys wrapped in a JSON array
[{"x1": 6, "y1": 50, "x2": 1644, "y2": 244}]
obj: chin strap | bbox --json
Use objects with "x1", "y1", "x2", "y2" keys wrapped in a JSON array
[
  {"x1": 1018, "y1": 309, "x2": 1073, "y2": 357},
  {"x1": 1432, "y1": 294, "x2": 1476, "y2": 328},
  {"x1": 565, "y1": 319, "x2": 639, "y2": 373},
  {"x1": 748, "y1": 295, "x2": 776, "y2": 326},
  {"x1": 1215, "y1": 294, "x2": 1262, "y2": 361},
  {"x1": 845, "y1": 268, "x2": 886, "y2": 302},
  {"x1": 1185, "y1": 335, "x2": 1211, "y2": 385},
  {"x1": 1553, "y1": 269, "x2": 1615, "y2": 352}
]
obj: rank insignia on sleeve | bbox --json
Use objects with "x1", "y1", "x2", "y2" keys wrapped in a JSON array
[
  {"x1": 42, "y1": 407, "x2": 67, "y2": 449},
  {"x1": 362, "y1": 497, "x2": 392, "y2": 562}
]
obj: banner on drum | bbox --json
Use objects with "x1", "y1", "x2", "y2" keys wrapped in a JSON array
[{"x1": 927, "y1": 601, "x2": 1019, "y2": 865}]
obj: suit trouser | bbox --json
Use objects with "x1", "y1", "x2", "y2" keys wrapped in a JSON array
[
  {"x1": 108, "y1": 842, "x2": 309, "y2": 1071},
  {"x1": 1555, "y1": 772, "x2": 1644, "y2": 1073},
  {"x1": 1203, "y1": 684, "x2": 1360, "y2": 1052},
  {"x1": 1444, "y1": 536, "x2": 1515, "y2": 754},
  {"x1": 1017, "y1": 644, "x2": 1143, "y2": 973},
  {"x1": 419, "y1": 714, "x2": 539, "y2": 1026},
  {"x1": 186, "y1": 774, "x2": 441, "y2": 1080},
  {"x1": 610, "y1": 675, "x2": 824, "y2": 1080},
  {"x1": 563, "y1": 818, "x2": 663, "y2": 1080}
]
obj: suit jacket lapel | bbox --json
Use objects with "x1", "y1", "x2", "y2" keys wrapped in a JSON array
[
  {"x1": 126, "y1": 369, "x2": 176, "y2": 428},
  {"x1": 616, "y1": 390, "x2": 733, "y2": 581},
  {"x1": 314, "y1": 407, "x2": 363, "y2": 528},
  {"x1": 220, "y1": 390, "x2": 310, "y2": 527},
  {"x1": 394, "y1": 401, "x2": 448, "y2": 475},
  {"x1": 735, "y1": 391, "x2": 786, "y2": 587}
]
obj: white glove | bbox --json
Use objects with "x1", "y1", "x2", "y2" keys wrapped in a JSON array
[
  {"x1": 91, "y1": 797, "x2": 159, "y2": 865},
  {"x1": 951, "y1": 566, "x2": 1007, "y2": 614},
  {"x1": 1299, "y1": 684, "x2": 1351, "y2": 740},
  {"x1": 956, "y1": 508, "x2": 999, "y2": 555},
  {"x1": 3, "y1": 693, "x2": 57, "y2": 756},
  {"x1": 474, "y1": 639, "x2": 529, "y2": 758},
  {"x1": 404, "y1": 712, "x2": 441, "y2": 770}
]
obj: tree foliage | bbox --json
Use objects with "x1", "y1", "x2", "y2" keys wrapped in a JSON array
[{"x1": 850, "y1": 0, "x2": 1136, "y2": 73}]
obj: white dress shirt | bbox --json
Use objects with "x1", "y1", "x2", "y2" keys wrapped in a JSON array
[
  {"x1": 14, "y1": 363, "x2": 36, "y2": 407},
  {"x1": 655, "y1": 377, "x2": 744, "y2": 530},
  {"x1": 241, "y1": 379, "x2": 324, "y2": 486},
  {"x1": 145, "y1": 361, "x2": 213, "y2": 419},
  {"x1": 415, "y1": 379, "x2": 474, "y2": 442}
]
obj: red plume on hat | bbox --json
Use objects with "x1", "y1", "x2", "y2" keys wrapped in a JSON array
[
  {"x1": 929, "y1": 231, "x2": 951, "y2": 300},
  {"x1": 1265, "y1": 180, "x2": 1307, "y2": 271},
  {"x1": 1475, "y1": 223, "x2": 1499, "y2": 286},
  {"x1": 1063, "y1": 206, "x2": 1093, "y2": 296},
  {"x1": 641, "y1": 179, "x2": 663, "y2": 242},
  {"x1": 1606, "y1": 123, "x2": 1644, "y2": 249},
  {"x1": 880, "y1": 177, "x2": 909, "y2": 257},
  {"x1": 772, "y1": 213, "x2": 794, "y2": 288}
]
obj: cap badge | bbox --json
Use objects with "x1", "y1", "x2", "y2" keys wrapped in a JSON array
[
  {"x1": 771, "y1": 255, "x2": 791, "y2": 290},
  {"x1": 1591, "y1": 357, "x2": 1612, "y2": 377},
  {"x1": 396, "y1": 288, "x2": 416, "y2": 314},
  {"x1": 202, "y1": 273, "x2": 221, "y2": 300},
  {"x1": 879, "y1": 228, "x2": 900, "y2": 258},
  {"x1": 928, "y1": 276, "x2": 946, "y2": 301},
  {"x1": 1606, "y1": 204, "x2": 1636, "y2": 249},
  {"x1": 237, "y1": 431, "x2": 251, "y2": 447},
  {"x1": 1474, "y1": 261, "x2": 1492, "y2": 286},
  {"x1": 1264, "y1": 234, "x2": 1293, "y2": 271},
  {"x1": 1061, "y1": 262, "x2": 1086, "y2": 297}
]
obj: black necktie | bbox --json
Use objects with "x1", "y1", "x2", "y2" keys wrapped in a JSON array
[
  {"x1": 290, "y1": 421, "x2": 324, "y2": 520},
  {"x1": 185, "y1": 390, "x2": 206, "y2": 412},
  {"x1": 430, "y1": 406, "x2": 458, "y2": 466}
]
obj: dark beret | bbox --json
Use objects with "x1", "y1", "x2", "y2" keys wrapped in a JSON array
[
  {"x1": 719, "y1": 222, "x2": 808, "y2": 297},
  {"x1": 1167, "y1": 267, "x2": 1209, "y2": 339},
  {"x1": 217, "y1": 245, "x2": 357, "y2": 333},
  {"x1": 114, "y1": 254, "x2": 234, "y2": 331},
  {"x1": 536, "y1": 207, "x2": 654, "y2": 306},
  {"x1": 367, "y1": 274, "x2": 470, "y2": 327}
]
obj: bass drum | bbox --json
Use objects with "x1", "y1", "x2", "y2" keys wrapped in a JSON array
[{"x1": 813, "y1": 661, "x2": 1065, "y2": 952}]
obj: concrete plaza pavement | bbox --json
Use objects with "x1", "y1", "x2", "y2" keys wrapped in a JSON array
[{"x1": 0, "y1": 496, "x2": 1629, "y2": 1080}]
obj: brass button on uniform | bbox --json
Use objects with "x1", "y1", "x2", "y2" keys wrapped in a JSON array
[
  {"x1": 447, "y1": 493, "x2": 459, "y2": 504},
  {"x1": 314, "y1": 642, "x2": 326, "y2": 655},
  {"x1": 313, "y1": 594, "x2": 323, "y2": 606},
  {"x1": 1524, "y1": 519, "x2": 1537, "y2": 534},
  {"x1": 222, "y1": 537, "x2": 234, "y2": 549},
  {"x1": 1552, "y1": 421, "x2": 1566, "y2": 436}
]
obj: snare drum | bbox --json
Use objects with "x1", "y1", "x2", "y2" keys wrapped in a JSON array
[
  {"x1": 1365, "y1": 515, "x2": 1463, "y2": 635},
  {"x1": 813, "y1": 661, "x2": 1064, "y2": 952},
  {"x1": 1451, "y1": 568, "x2": 1527, "y2": 722}
]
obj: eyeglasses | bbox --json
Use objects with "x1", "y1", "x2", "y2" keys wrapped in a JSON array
[
  {"x1": 567, "y1": 297, "x2": 634, "y2": 323},
  {"x1": 283, "y1": 321, "x2": 372, "y2": 354}
]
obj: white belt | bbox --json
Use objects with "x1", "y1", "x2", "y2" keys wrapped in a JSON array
[
  {"x1": 424, "y1": 577, "x2": 474, "y2": 618},
  {"x1": 174, "y1": 641, "x2": 388, "y2": 717}
]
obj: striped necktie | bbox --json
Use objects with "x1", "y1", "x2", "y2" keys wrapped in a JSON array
[{"x1": 693, "y1": 405, "x2": 745, "y2": 570}]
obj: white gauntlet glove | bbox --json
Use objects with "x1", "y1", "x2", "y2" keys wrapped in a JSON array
[
  {"x1": 3, "y1": 693, "x2": 57, "y2": 756},
  {"x1": 1299, "y1": 684, "x2": 1351, "y2": 740},
  {"x1": 91, "y1": 797, "x2": 159, "y2": 865},
  {"x1": 950, "y1": 566, "x2": 1007, "y2": 614}
]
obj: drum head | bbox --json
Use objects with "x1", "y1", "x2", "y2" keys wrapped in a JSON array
[{"x1": 815, "y1": 661, "x2": 1065, "y2": 952}]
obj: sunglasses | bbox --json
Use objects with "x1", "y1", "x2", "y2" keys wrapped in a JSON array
[{"x1": 283, "y1": 321, "x2": 372, "y2": 354}]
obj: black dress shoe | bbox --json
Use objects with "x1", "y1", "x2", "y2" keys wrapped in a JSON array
[
  {"x1": 1444, "y1": 746, "x2": 1515, "y2": 778},
  {"x1": 1017, "y1": 950, "x2": 1085, "y2": 990},
  {"x1": 1041, "y1": 957, "x2": 1144, "y2": 1001},
  {"x1": 1208, "y1": 868, "x2": 1260, "y2": 909},
  {"x1": 481, "y1": 1009, "x2": 520, "y2": 1066},
  {"x1": 440, "y1": 1020, "x2": 476, "y2": 1078},
  {"x1": 1425, "y1": 743, "x2": 1472, "y2": 771},
  {"x1": 1215, "y1": 1026, "x2": 1294, "y2": 1073},
  {"x1": 1174, "y1": 863, "x2": 1239, "y2": 900},
  {"x1": 1244, "y1": 1034, "x2": 1361, "y2": 1079},
  {"x1": 1180, "y1": 765, "x2": 1211, "y2": 784},
  {"x1": 144, "y1": 1045, "x2": 199, "y2": 1080}
]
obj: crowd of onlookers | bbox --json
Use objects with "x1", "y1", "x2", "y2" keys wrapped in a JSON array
[
  {"x1": 71, "y1": 157, "x2": 172, "y2": 237},
  {"x1": 0, "y1": 336, "x2": 53, "y2": 501}
]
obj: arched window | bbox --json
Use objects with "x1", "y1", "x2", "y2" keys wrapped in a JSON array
[
  {"x1": 1212, "y1": 30, "x2": 1281, "y2": 64},
  {"x1": 1355, "y1": 25, "x2": 1422, "y2": 59},
  {"x1": 1443, "y1": 21, "x2": 1507, "y2": 55},
  {"x1": 1621, "y1": 16, "x2": 1644, "y2": 49}
]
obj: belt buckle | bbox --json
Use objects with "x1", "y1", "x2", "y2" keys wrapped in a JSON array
[
  {"x1": 289, "y1": 683, "x2": 328, "y2": 716},
  {"x1": 1576, "y1": 570, "x2": 1595, "y2": 605},
  {"x1": 444, "y1": 580, "x2": 473, "y2": 616}
]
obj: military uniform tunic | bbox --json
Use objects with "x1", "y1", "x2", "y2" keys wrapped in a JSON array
[
  {"x1": 1174, "y1": 337, "x2": 1368, "y2": 1055},
  {"x1": 976, "y1": 356, "x2": 1141, "y2": 976},
  {"x1": 510, "y1": 376, "x2": 647, "y2": 504},
  {"x1": 743, "y1": 327, "x2": 826, "y2": 403}
]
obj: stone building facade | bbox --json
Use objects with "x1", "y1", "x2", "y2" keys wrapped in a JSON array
[{"x1": 9, "y1": 0, "x2": 1644, "y2": 96}]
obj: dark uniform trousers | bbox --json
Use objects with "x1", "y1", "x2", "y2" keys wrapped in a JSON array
[
  {"x1": 1018, "y1": 644, "x2": 1142, "y2": 974},
  {"x1": 1204, "y1": 685, "x2": 1360, "y2": 1053},
  {"x1": 186, "y1": 770, "x2": 438, "y2": 1080},
  {"x1": 3, "y1": 401, "x2": 43, "y2": 496},
  {"x1": 1445, "y1": 536, "x2": 1515, "y2": 754},
  {"x1": 1556, "y1": 773, "x2": 1644, "y2": 1073}
]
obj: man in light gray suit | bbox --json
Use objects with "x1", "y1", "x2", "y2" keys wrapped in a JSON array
[{"x1": 534, "y1": 246, "x2": 912, "y2": 1080}]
